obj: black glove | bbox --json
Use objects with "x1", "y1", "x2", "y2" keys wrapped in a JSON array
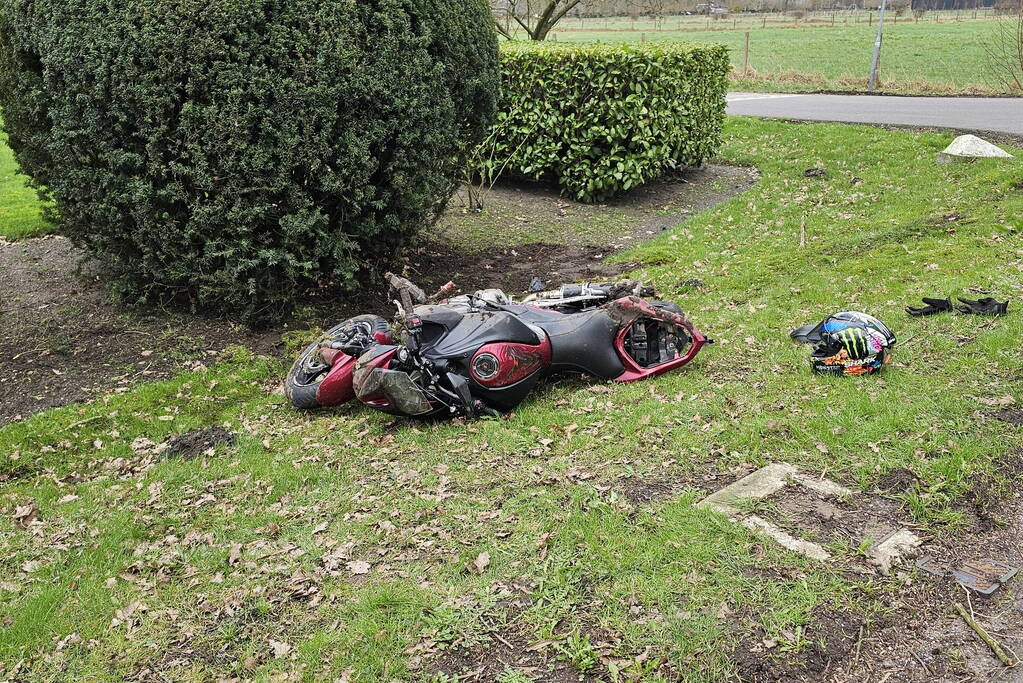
[
  {"x1": 954, "y1": 297, "x2": 1009, "y2": 316},
  {"x1": 906, "y1": 297, "x2": 952, "y2": 317}
]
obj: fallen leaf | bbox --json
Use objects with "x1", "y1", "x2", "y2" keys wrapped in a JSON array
[
  {"x1": 473, "y1": 551, "x2": 491, "y2": 574},
  {"x1": 269, "y1": 639, "x2": 292, "y2": 658},
  {"x1": 56, "y1": 633, "x2": 82, "y2": 651},
  {"x1": 346, "y1": 560, "x2": 371, "y2": 575},
  {"x1": 13, "y1": 503, "x2": 39, "y2": 528},
  {"x1": 228, "y1": 543, "x2": 242, "y2": 566}
]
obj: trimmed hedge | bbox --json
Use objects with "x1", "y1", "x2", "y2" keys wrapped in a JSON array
[
  {"x1": 484, "y1": 42, "x2": 729, "y2": 202},
  {"x1": 0, "y1": 0, "x2": 498, "y2": 323}
]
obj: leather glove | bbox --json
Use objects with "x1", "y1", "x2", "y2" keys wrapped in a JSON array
[
  {"x1": 906, "y1": 297, "x2": 953, "y2": 317},
  {"x1": 954, "y1": 297, "x2": 1009, "y2": 316}
]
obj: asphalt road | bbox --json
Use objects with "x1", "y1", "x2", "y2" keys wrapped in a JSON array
[{"x1": 726, "y1": 92, "x2": 1023, "y2": 136}]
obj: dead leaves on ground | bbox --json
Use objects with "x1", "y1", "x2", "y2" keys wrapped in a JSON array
[{"x1": 12, "y1": 501, "x2": 39, "y2": 529}]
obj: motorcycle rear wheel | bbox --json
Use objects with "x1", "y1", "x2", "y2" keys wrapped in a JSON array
[{"x1": 284, "y1": 314, "x2": 391, "y2": 409}]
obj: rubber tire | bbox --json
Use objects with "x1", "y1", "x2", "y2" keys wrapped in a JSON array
[{"x1": 284, "y1": 314, "x2": 391, "y2": 409}]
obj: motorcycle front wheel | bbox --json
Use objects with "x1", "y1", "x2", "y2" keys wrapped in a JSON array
[{"x1": 284, "y1": 314, "x2": 391, "y2": 409}]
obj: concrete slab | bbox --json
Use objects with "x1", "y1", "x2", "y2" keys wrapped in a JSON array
[
  {"x1": 743, "y1": 516, "x2": 831, "y2": 561},
  {"x1": 867, "y1": 528, "x2": 923, "y2": 574},
  {"x1": 696, "y1": 462, "x2": 918, "y2": 570},
  {"x1": 696, "y1": 463, "x2": 797, "y2": 516},
  {"x1": 792, "y1": 472, "x2": 854, "y2": 498}
]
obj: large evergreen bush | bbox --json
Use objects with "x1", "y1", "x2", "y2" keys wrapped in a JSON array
[
  {"x1": 483, "y1": 43, "x2": 729, "y2": 202},
  {"x1": 0, "y1": 0, "x2": 498, "y2": 323}
]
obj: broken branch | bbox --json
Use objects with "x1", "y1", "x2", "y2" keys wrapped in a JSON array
[{"x1": 954, "y1": 602, "x2": 1016, "y2": 667}]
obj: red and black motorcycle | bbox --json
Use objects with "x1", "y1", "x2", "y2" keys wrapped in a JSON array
[{"x1": 285, "y1": 274, "x2": 709, "y2": 418}]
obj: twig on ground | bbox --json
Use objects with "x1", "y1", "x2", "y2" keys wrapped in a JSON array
[
  {"x1": 11, "y1": 347, "x2": 46, "y2": 361},
  {"x1": 110, "y1": 362, "x2": 154, "y2": 384},
  {"x1": 491, "y1": 632, "x2": 515, "y2": 649},
  {"x1": 63, "y1": 415, "x2": 103, "y2": 431},
  {"x1": 911, "y1": 650, "x2": 933, "y2": 675},
  {"x1": 954, "y1": 602, "x2": 1016, "y2": 667},
  {"x1": 852, "y1": 623, "x2": 865, "y2": 666}
]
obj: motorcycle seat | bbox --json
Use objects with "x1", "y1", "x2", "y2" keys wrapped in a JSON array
[{"x1": 536, "y1": 309, "x2": 625, "y2": 380}]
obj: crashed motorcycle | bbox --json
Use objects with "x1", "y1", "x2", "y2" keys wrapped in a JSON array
[{"x1": 285, "y1": 274, "x2": 709, "y2": 418}]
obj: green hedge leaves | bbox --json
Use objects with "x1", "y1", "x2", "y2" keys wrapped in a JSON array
[
  {"x1": 0, "y1": 0, "x2": 499, "y2": 323},
  {"x1": 485, "y1": 42, "x2": 729, "y2": 202}
]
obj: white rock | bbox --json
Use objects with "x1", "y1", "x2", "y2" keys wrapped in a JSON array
[{"x1": 936, "y1": 134, "x2": 1013, "y2": 163}]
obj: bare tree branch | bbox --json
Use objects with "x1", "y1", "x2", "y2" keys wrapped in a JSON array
[
  {"x1": 490, "y1": 0, "x2": 581, "y2": 40},
  {"x1": 985, "y1": 0, "x2": 1023, "y2": 92}
]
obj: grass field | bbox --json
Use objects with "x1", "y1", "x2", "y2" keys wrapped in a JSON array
[
  {"x1": 2, "y1": 118, "x2": 1022, "y2": 680},
  {"x1": 0, "y1": 134, "x2": 49, "y2": 240},
  {"x1": 543, "y1": 13, "x2": 1013, "y2": 95}
]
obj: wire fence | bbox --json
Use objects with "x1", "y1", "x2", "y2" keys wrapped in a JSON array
[{"x1": 526, "y1": 7, "x2": 1002, "y2": 35}]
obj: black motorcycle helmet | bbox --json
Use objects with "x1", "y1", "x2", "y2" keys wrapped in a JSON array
[{"x1": 792, "y1": 311, "x2": 896, "y2": 376}]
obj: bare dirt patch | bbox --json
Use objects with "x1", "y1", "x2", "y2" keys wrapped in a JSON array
[
  {"x1": 755, "y1": 479, "x2": 909, "y2": 555},
  {"x1": 164, "y1": 426, "x2": 235, "y2": 460},
  {"x1": 992, "y1": 407, "x2": 1023, "y2": 425},
  {"x1": 402, "y1": 241, "x2": 635, "y2": 299},
  {"x1": 425, "y1": 620, "x2": 587, "y2": 683},
  {"x1": 823, "y1": 485, "x2": 1023, "y2": 682},
  {"x1": 438, "y1": 164, "x2": 757, "y2": 251},
  {"x1": 0, "y1": 236, "x2": 281, "y2": 425},
  {"x1": 874, "y1": 466, "x2": 921, "y2": 494},
  {"x1": 732, "y1": 608, "x2": 865, "y2": 682}
]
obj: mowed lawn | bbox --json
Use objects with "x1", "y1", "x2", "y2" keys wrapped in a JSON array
[
  {"x1": 1, "y1": 118, "x2": 1022, "y2": 680},
  {"x1": 0, "y1": 133, "x2": 49, "y2": 240},
  {"x1": 552, "y1": 20, "x2": 1008, "y2": 94}
]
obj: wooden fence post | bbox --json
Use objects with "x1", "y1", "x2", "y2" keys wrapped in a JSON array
[{"x1": 743, "y1": 31, "x2": 750, "y2": 75}]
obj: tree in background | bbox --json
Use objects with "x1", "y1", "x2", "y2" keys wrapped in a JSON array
[
  {"x1": 987, "y1": 0, "x2": 1023, "y2": 90},
  {"x1": 493, "y1": 0, "x2": 583, "y2": 39}
]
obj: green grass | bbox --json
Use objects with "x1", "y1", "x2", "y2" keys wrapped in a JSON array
[
  {"x1": 2, "y1": 118, "x2": 1023, "y2": 680},
  {"x1": 0, "y1": 133, "x2": 50, "y2": 240},
  {"x1": 547, "y1": 16, "x2": 1011, "y2": 94}
]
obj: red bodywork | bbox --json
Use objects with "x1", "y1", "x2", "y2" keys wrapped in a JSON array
[
  {"x1": 314, "y1": 349, "x2": 358, "y2": 406},
  {"x1": 470, "y1": 338, "x2": 552, "y2": 388},
  {"x1": 607, "y1": 297, "x2": 708, "y2": 383},
  {"x1": 312, "y1": 331, "x2": 393, "y2": 407}
]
